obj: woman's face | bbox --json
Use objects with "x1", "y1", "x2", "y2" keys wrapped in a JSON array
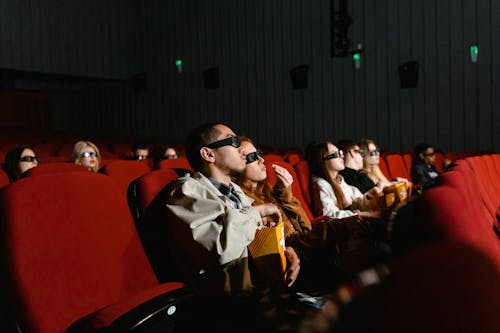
[
  {"x1": 240, "y1": 141, "x2": 266, "y2": 183},
  {"x1": 76, "y1": 146, "x2": 99, "y2": 171},
  {"x1": 364, "y1": 143, "x2": 380, "y2": 166},
  {"x1": 323, "y1": 143, "x2": 344, "y2": 172},
  {"x1": 18, "y1": 148, "x2": 39, "y2": 174}
]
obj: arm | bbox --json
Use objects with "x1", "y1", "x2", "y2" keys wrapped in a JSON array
[
  {"x1": 166, "y1": 177, "x2": 262, "y2": 265},
  {"x1": 311, "y1": 178, "x2": 357, "y2": 219}
]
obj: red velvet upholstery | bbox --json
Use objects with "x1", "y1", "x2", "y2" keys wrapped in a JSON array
[
  {"x1": 0, "y1": 168, "x2": 9, "y2": 188},
  {"x1": 433, "y1": 152, "x2": 444, "y2": 173},
  {"x1": 377, "y1": 157, "x2": 391, "y2": 180},
  {"x1": 100, "y1": 160, "x2": 150, "y2": 195},
  {"x1": 385, "y1": 154, "x2": 411, "y2": 180},
  {"x1": 264, "y1": 160, "x2": 314, "y2": 221},
  {"x1": 157, "y1": 157, "x2": 193, "y2": 171},
  {"x1": 262, "y1": 153, "x2": 284, "y2": 163},
  {"x1": 0, "y1": 172, "x2": 185, "y2": 333},
  {"x1": 26, "y1": 162, "x2": 88, "y2": 177},
  {"x1": 402, "y1": 153, "x2": 412, "y2": 175},
  {"x1": 129, "y1": 168, "x2": 179, "y2": 221},
  {"x1": 340, "y1": 241, "x2": 500, "y2": 332},
  {"x1": 284, "y1": 152, "x2": 302, "y2": 166},
  {"x1": 293, "y1": 160, "x2": 311, "y2": 208}
]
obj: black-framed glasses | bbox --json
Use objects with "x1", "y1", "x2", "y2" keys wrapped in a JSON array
[
  {"x1": 163, "y1": 154, "x2": 179, "y2": 159},
  {"x1": 423, "y1": 152, "x2": 435, "y2": 157},
  {"x1": 80, "y1": 151, "x2": 98, "y2": 158},
  {"x1": 323, "y1": 150, "x2": 344, "y2": 160},
  {"x1": 353, "y1": 149, "x2": 366, "y2": 157},
  {"x1": 136, "y1": 155, "x2": 149, "y2": 160},
  {"x1": 205, "y1": 136, "x2": 241, "y2": 149},
  {"x1": 246, "y1": 149, "x2": 264, "y2": 164},
  {"x1": 368, "y1": 149, "x2": 380, "y2": 156},
  {"x1": 19, "y1": 156, "x2": 40, "y2": 163}
]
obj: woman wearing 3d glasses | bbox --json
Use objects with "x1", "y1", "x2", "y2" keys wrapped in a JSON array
[
  {"x1": 70, "y1": 140, "x2": 101, "y2": 172},
  {"x1": 306, "y1": 141, "x2": 379, "y2": 219},
  {"x1": 3, "y1": 146, "x2": 40, "y2": 182}
]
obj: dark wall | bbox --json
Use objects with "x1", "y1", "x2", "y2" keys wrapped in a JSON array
[{"x1": 1, "y1": 0, "x2": 498, "y2": 152}]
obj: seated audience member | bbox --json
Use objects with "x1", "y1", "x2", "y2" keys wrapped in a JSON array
[
  {"x1": 306, "y1": 141, "x2": 379, "y2": 219},
  {"x1": 165, "y1": 123, "x2": 300, "y2": 294},
  {"x1": 3, "y1": 146, "x2": 40, "y2": 182},
  {"x1": 336, "y1": 139, "x2": 381, "y2": 194},
  {"x1": 357, "y1": 139, "x2": 391, "y2": 186},
  {"x1": 130, "y1": 143, "x2": 149, "y2": 161},
  {"x1": 410, "y1": 143, "x2": 445, "y2": 188},
  {"x1": 234, "y1": 137, "x2": 382, "y2": 285},
  {"x1": 151, "y1": 145, "x2": 178, "y2": 169},
  {"x1": 70, "y1": 141, "x2": 101, "y2": 172}
]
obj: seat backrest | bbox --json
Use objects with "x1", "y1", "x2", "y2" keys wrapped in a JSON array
[
  {"x1": 434, "y1": 152, "x2": 444, "y2": 173},
  {"x1": 25, "y1": 162, "x2": 88, "y2": 177},
  {"x1": 293, "y1": 160, "x2": 311, "y2": 208},
  {"x1": 263, "y1": 153, "x2": 284, "y2": 163},
  {"x1": 264, "y1": 160, "x2": 314, "y2": 221},
  {"x1": 402, "y1": 153, "x2": 412, "y2": 175},
  {"x1": 0, "y1": 172, "x2": 159, "y2": 333},
  {"x1": 378, "y1": 157, "x2": 391, "y2": 180},
  {"x1": 100, "y1": 160, "x2": 151, "y2": 195},
  {"x1": 128, "y1": 168, "x2": 179, "y2": 222},
  {"x1": 0, "y1": 168, "x2": 9, "y2": 189},
  {"x1": 385, "y1": 154, "x2": 411, "y2": 180},
  {"x1": 157, "y1": 157, "x2": 193, "y2": 172}
]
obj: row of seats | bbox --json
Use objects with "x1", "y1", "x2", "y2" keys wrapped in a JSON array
[{"x1": 1, "y1": 151, "x2": 499, "y2": 331}]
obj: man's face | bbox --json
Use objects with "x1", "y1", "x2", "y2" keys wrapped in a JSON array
[
  {"x1": 134, "y1": 148, "x2": 149, "y2": 160},
  {"x1": 208, "y1": 124, "x2": 247, "y2": 176},
  {"x1": 350, "y1": 145, "x2": 364, "y2": 170},
  {"x1": 421, "y1": 147, "x2": 435, "y2": 166}
]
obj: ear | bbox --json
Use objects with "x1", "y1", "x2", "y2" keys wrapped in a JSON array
[{"x1": 200, "y1": 147, "x2": 215, "y2": 163}]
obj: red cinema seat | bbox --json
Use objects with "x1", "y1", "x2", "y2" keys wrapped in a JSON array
[
  {"x1": 0, "y1": 172, "x2": 189, "y2": 333},
  {"x1": 385, "y1": 154, "x2": 411, "y2": 180},
  {"x1": 25, "y1": 162, "x2": 88, "y2": 177},
  {"x1": 378, "y1": 157, "x2": 391, "y2": 180},
  {"x1": 100, "y1": 160, "x2": 150, "y2": 195},
  {"x1": 264, "y1": 160, "x2": 314, "y2": 221},
  {"x1": 262, "y1": 153, "x2": 284, "y2": 163},
  {"x1": 0, "y1": 168, "x2": 9, "y2": 188},
  {"x1": 128, "y1": 168, "x2": 179, "y2": 223},
  {"x1": 433, "y1": 152, "x2": 444, "y2": 173},
  {"x1": 293, "y1": 160, "x2": 312, "y2": 208},
  {"x1": 157, "y1": 157, "x2": 193, "y2": 173},
  {"x1": 402, "y1": 153, "x2": 412, "y2": 175}
]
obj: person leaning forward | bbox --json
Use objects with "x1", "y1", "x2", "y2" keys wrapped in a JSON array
[{"x1": 166, "y1": 123, "x2": 300, "y2": 294}]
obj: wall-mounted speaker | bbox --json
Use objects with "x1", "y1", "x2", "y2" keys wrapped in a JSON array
[
  {"x1": 398, "y1": 61, "x2": 419, "y2": 88},
  {"x1": 290, "y1": 65, "x2": 309, "y2": 90},
  {"x1": 203, "y1": 67, "x2": 219, "y2": 89}
]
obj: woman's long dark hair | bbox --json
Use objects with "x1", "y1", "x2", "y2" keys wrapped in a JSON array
[
  {"x1": 3, "y1": 146, "x2": 32, "y2": 182},
  {"x1": 305, "y1": 141, "x2": 348, "y2": 209}
]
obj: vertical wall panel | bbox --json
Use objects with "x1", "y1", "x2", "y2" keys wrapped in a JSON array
[{"x1": 31, "y1": 0, "x2": 498, "y2": 152}]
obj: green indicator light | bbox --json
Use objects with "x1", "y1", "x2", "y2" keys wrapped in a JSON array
[
  {"x1": 470, "y1": 45, "x2": 478, "y2": 63},
  {"x1": 175, "y1": 59, "x2": 183, "y2": 73},
  {"x1": 352, "y1": 53, "x2": 361, "y2": 61}
]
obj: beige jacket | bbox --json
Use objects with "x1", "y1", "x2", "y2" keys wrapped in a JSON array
[{"x1": 166, "y1": 172, "x2": 262, "y2": 268}]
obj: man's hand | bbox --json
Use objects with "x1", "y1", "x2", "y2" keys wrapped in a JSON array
[
  {"x1": 255, "y1": 203, "x2": 282, "y2": 225},
  {"x1": 273, "y1": 164, "x2": 293, "y2": 189},
  {"x1": 284, "y1": 247, "x2": 300, "y2": 287}
]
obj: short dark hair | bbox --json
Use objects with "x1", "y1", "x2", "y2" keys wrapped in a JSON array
[
  {"x1": 414, "y1": 143, "x2": 433, "y2": 160},
  {"x1": 184, "y1": 122, "x2": 224, "y2": 171},
  {"x1": 336, "y1": 139, "x2": 357, "y2": 155}
]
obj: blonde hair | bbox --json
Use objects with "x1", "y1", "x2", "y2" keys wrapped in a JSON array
[
  {"x1": 70, "y1": 141, "x2": 101, "y2": 172},
  {"x1": 358, "y1": 138, "x2": 388, "y2": 183}
]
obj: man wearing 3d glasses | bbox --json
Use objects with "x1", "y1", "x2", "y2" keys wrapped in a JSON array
[{"x1": 166, "y1": 122, "x2": 300, "y2": 294}]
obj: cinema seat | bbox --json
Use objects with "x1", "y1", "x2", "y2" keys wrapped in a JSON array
[
  {"x1": 0, "y1": 169, "x2": 9, "y2": 188},
  {"x1": 385, "y1": 154, "x2": 411, "y2": 180},
  {"x1": 25, "y1": 162, "x2": 88, "y2": 177},
  {"x1": 157, "y1": 157, "x2": 193, "y2": 173},
  {"x1": 128, "y1": 168, "x2": 179, "y2": 223},
  {"x1": 293, "y1": 160, "x2": 312, "y2": 208},
  {"x1": 100, "y1": 160, "x2": 151, "y2": 195},
  {"x1": 0, "y1": 172, "x2": 190, "y2": 333}
]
